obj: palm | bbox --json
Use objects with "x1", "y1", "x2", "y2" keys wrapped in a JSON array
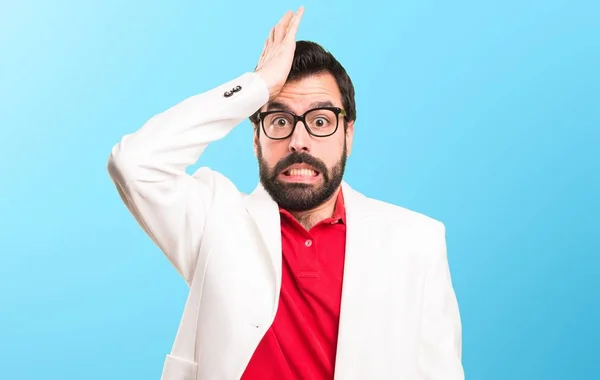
[{"x1": 255, "y1": 7, "x2": 305, "y2": 101}]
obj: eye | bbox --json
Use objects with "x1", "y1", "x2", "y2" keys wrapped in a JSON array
[
  {"x1": 309, "y1": 115, "x2": 333, "y2": 129},
  {"x1": 272, "y1": 117, "x2": 289, "y2": 127},
  {"x1": 314, "y1": 117, "x2": 328, "y2": 127}
]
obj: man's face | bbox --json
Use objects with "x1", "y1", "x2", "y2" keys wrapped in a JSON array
[{"x1": 254, "y1": 72, "x2": 355, "y2": 212}]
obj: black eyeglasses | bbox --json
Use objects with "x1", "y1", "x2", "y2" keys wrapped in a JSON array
[{"x1": 257, "y1": 106, "x2": 347, "y2": 140}]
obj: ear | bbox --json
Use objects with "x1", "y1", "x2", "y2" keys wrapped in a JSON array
[
  {"x1": 253, "y1": 123, "x2": 259, "y2": 158},
  {"x1": 345, "y1": 120, "x2": 355, "y2": 157}
]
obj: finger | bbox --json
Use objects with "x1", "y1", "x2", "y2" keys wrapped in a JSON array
[
  {"x1": 268, "y1": 26, "x2": 275, "y2": 44},
  {"x1": 273, "y1": 11, "x2": 293, "y2": 43},
  {"x1": 258, "y1": 37, "x2": 268, "y2": 62},
  {"x1": 280, "y1": 10, "x2": 294, "y2": 33},
  {"x1": 270, "y1": 11, "x2": 288, "y2": 42},
  {"x1": 285, "y1": 6, "x2": 305, "y2": 41}
]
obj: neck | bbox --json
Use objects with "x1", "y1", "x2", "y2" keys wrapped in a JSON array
[{"x1": 289, "y1": 187, "x2": 341, "y2": 230}]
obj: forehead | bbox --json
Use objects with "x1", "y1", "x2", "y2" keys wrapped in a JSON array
[{"x1": 263, "y1": 72, "x2": 342, "y2": 113}]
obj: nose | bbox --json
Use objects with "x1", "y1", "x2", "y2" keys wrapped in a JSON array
[{"x1": 288, "y1": 120, "x2": 312, "y2": 153}]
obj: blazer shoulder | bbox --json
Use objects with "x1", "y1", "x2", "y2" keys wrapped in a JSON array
[
  {"x1": 361, "y1": 195, "x2": 445, "y2": 233},
  {"x1": 191, "y1": 166, "x2": 248, "y2": 200},
  {"x1": 362, "y1": 197, "x2": 448, "y2": 262}
]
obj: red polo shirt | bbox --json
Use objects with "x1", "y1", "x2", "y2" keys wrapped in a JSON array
[{"x1": 241, "y1": 190, "x2": 347, "y2": 380}]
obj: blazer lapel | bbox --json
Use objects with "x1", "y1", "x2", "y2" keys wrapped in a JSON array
[
  {"x1": 334, "y1": 182, "x2": 378, "y2": 379},
  {"x1": 243, "y1": 184, "x2": 283, "y2": 308}
]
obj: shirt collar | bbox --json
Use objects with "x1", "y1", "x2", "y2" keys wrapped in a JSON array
[{"x1": 279, "y1": 188, "x2": 346, "y2": 225}]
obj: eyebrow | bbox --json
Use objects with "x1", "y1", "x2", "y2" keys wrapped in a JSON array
[
  {"x1": 264, "y1": 100, "x2": 337, "y2": 113},
  {"x1": 265, "y1": 101, "x2": 292, "y2": 112}
]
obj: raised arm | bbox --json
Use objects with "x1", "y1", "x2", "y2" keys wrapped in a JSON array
[
  {"x1": 107, "y1": 7, "x2": 304, "y2": 283},
  {"x1": 107, "y1": 73, "x2": 269, "y2": 282}
]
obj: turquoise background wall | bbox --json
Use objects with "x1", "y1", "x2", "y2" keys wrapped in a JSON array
[{"x1": 1, "y1": 1, "x2": 598, "y2": 379}]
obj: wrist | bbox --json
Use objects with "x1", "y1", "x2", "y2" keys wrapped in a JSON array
[{"x1": 254, "y1": 70, "x2": 280, "y2": 101}]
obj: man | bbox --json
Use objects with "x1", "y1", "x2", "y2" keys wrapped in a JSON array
[{"x1": 107, "y1": 7, "x2": 464, "y2": 380}]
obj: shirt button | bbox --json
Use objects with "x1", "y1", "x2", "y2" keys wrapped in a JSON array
[{"x1": 305, "y1": 240, "x2": 312, "y2": 247}]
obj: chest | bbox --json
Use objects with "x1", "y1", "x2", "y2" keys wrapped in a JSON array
[{"x1": 192, "y1": 206, "x2": 430, "y2": 379}]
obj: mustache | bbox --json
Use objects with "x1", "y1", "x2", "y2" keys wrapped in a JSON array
[{"x1": 272, "y1": 152, "x2": 329, "y2": 180}]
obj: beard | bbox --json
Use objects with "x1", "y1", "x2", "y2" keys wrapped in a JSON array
[{"x1": 257, "y1": 140, "x2": 347, "y2": 212}]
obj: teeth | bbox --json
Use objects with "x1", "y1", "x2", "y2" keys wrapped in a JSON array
[{"x1": 289, "y1": 168, "x2": 316, "y2": 177}]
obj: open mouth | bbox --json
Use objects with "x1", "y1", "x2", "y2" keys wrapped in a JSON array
[
  {"x1": 282, "y1": 167, "x2": 320, "y2": 177},
  {"x1": 279, "y1": 165, "x2": 321, "y2": 183}
]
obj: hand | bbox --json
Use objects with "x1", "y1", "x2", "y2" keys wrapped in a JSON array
[{"x1": 255, "y1": 6, "x2": 305, "y2": 101}]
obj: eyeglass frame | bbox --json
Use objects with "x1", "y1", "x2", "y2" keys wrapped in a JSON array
[{"x1": 257, "y1": 106, "x2": 347, "y2": 140}]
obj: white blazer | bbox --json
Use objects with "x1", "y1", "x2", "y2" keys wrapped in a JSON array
[{"x1": 107, "y1": 72, "x2": 464, "y2": 380}]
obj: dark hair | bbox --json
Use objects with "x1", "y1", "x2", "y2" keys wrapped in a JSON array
[{"x1": 250, "y1": 40, "x2": 356, "y2": 127}]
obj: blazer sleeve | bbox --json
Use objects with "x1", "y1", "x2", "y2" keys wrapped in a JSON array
[
  {"x1": 107, "y1": 72, "x2": 269, "y2": 283},
  {"x1": 418, "y1": 222, "x2": 465, "y2": 379}
]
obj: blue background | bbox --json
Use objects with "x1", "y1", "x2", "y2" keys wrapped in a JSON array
[{"x1": 1, "y1": 0, "x2": 598, "y2": 379}]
